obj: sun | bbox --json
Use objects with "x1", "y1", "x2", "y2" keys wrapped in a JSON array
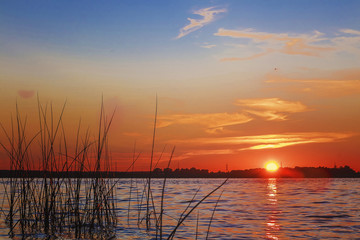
[{"x1": 265, "y1": 161, "x2": 279, "y2": 172}]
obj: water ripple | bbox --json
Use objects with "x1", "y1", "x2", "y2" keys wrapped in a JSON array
[{"x1": 1, "y1": 178, "x2": 360, "y2": 239}]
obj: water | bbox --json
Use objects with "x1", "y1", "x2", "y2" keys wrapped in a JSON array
[{"x1": 1, "y1": 178, "x2": 360, "y2": 239}]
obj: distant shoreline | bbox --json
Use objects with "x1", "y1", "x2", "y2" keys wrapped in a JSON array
[{"x1": 1, "y1": 166, "x2": 359, "y2": 178}]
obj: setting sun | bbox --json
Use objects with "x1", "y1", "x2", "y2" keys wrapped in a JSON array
[{"x1": 265, "y1": 161, "x2": 279, "y2": 172}]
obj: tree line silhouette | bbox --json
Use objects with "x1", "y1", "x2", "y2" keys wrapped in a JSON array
[{"x1": 1, "y1": 165, "x2": 359, "y2": 178}]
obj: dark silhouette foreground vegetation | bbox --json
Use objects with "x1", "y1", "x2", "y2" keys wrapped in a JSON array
[{"x1": 0, "y1": 98, "x2": 226, "y2": 239}]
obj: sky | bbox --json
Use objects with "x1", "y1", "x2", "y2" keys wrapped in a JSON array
[{"x1": 1, "y1": 0, "x2": 360, "y2": 171}]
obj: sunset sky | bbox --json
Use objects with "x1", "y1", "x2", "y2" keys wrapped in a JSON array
[{"x1": 1, "y1": 1, "x2": 360, "y2": 171}]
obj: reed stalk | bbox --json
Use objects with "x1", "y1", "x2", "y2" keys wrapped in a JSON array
[{"x1": 0, "y1": 97, "x2": 228, "y2": 239}]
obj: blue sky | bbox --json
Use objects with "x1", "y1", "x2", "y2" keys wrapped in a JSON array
[{"x1": 2, "y1": 1, "x2": 359, "y2": 58}]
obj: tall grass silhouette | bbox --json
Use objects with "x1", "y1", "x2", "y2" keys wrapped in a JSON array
[{"x1": 0, "y1": 97, "x2": 227, "y2": 239}]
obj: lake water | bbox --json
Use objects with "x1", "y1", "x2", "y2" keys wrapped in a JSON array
[{"x1": 1, "y1": 178, "x2": 360, "y2": 239}]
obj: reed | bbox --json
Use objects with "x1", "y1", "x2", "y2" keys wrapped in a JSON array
[
  {"x1": 0, "y1": 98, "x2": 118, "y2": 239},
  {"x1": 206, "y1": 190, "x2": 224, "y2": 239},
  {"x1": 0, "y1": 98, "x2": 227, "y2": 239}
]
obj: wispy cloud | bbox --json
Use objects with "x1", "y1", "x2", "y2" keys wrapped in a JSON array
[
  {"x1": 340, "y1": 28, "x2": 360, "y2": 35},
  {"x1": 201, "y1": 44, "x2": 216, "y2": 49},
  {"x1": 235, "y1": 98, "x2": 310, "y2": 120},
  {"x1": 157, "y1": 112, "x2": 252, "y2": 132},
  {"x1": 215, "y1": 28, "x2": 333, "y2": 60},
  {"x1": 266, "y1": 69, "x2": 360, "y2": 97},
  {"x1": 332, "y1": 28, "x2": 360, "y2": 55},
  {"x1": 174, "y1": 132, "x2": 354, "y2": 151},
  {"x1": 240, "y1": 132, "x2": 354, "y2": 150},
  {"x1": 158, "y1": 98, "x2": 308, "y2": 134},
  {"x1": 176, "y1": 7, "x2": 226, "y2": 39}
]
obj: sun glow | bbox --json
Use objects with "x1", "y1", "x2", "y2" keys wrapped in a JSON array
[{"x1": 265, "y1": 161, "x2": 279, "y2": 172}]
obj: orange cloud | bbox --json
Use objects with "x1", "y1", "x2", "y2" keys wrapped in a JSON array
[
  {"x1": 240, "y1": 132, "x2": 354, "y2": 150},
  {"x1": 174, "y1": 132, "x2": 354, "y2": 151},
  {"x1": 235, "y1": 98, "x2": 310, "y2": 120},
  {"x1": 266, "y1": 69, "x2": 360, "y2": 97},
  {"x1": 300, "y1": 80, "x2": 360, "y2": 96},
  {"x1": 215, "y1": 28, "x2": 333, "y2": 60},
  {"x1": 157, "y1": 98, "x2": 308, "y2": 134},
  {"x1": 157, "y1": 112, "x2": 253, "y2": 132},
  {"x1": 176, "y1": 7, "x2": 226, "y2": 39}
]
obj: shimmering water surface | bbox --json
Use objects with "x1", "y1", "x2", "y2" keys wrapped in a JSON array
[{"x1": 1, "y1": 178, "x2": 360, "y2": 239}]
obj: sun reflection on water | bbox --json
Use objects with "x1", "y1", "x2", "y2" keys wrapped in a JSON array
[{"x1": 266, "y1": 178, "x2": 281, "y2": 240}]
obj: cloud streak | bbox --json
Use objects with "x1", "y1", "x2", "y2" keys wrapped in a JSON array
[
  {"x1": 332, "y1": 28, "x2": 360, "y2": 55},
  {"x1": 266, "y1": 69, "x2": 360, "y2": 97},
  {"x1": 215, "y1": 28, "x2": 333, "y2": 60},
  {"x1": 157, "y1": 98, "x2": 309, "y2": 134},
  {"x1": 340, "y1": 29, "x2": 360, "y2": 35},
  {"x1": 174, "y1": 132, "x2": 354, "y2": 151},
  {"x1": 235, "y1": 98, "x2": 310, "y2": 120},
  {"x1": 201, "y1": 44, "x2": 216, "y2": 49},
  {"x1": 157, "y1": 112, "x2": 252, "y2": 132},
  {"x1": 176, "y1": 7, "x2": 226, "y2": 39}
]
